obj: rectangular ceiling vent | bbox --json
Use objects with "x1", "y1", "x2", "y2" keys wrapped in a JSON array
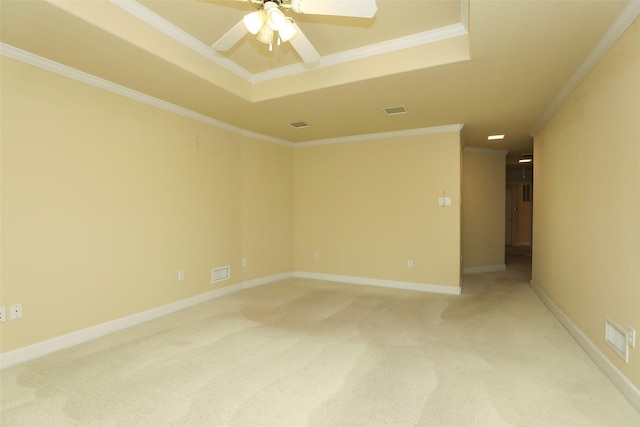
[
  {"x1": 383, "y1": 105, "x2": 408, "y2": 116},
  {"x1": 289, "y1": 121, "x2": 311, "y2": 129},
  {"x1": 605, "y1": 318, "x2": 629, "y2": 363}
]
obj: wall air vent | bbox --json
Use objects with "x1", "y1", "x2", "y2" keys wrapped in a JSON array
[
  {"x1": 289, "y1": 121, "x2": 311, "y2": 129},
  {"x1": 211, "y1": 266, "x2": 230, "y2": 283},
  {"x1": 383, "y1": 105, "x2": 408, "y2": 116},
  {"x1": 605, "y1": 318, "x2": 629, "y2": 363}
]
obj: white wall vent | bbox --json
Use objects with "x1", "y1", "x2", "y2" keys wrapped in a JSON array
[
  {"x1": 211, "y1": 266, "x2": 230, "y2": 283},
  {"x1": 605, "y1": 318, "x2": 629, "y2": 363}
]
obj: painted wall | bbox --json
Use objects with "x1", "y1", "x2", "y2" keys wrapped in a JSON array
[
  {"x1": 0, "y1": 57, "x2": 294, "y2": 353},
  {"x1": 533, "y1": 18, "x2": 639, "y2": 388},
  {"x1": 462, "y1": 149, "x2": 506, "y2": 271},
  {"x1": 511, "y1": 184, "x2": 532, "y2": 246},
  {"x1": 294, "y1": 132, "x2": 462, "y2": 289}
]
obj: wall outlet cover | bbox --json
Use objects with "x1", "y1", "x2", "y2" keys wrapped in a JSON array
[{"x1": 10, "y1": 304, "x2": 23, "y2": 320}]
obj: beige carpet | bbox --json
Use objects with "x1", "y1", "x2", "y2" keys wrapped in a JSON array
[{"x1": 2, "y1": 264, "x2": 639, "y2": 426}]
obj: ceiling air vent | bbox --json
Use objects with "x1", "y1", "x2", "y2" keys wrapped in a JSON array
[
  {"x1": 383, "y1": 105, "x2": 408, "y2": 116},
  {"x1": 289, "y1": 121, "x2": 311, "y2": 129}
]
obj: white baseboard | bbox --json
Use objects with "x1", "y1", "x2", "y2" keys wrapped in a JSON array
[
  {"x1": 294, "y1": 271, "x2": 461, "y2": 295},
  {"x1": 0, "y1": 271, "x2": 294, "y2": 370},
  {"x1": 463, "y1": 264, "x2": 506, "y2": 274},
  {"x1": 530, "y1": 280, "x2": 640, "y2": 413}
]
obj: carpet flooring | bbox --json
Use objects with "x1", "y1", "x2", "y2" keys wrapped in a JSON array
[{"x1": 2, "y1": 260, "x2": 639, "y2": 426}]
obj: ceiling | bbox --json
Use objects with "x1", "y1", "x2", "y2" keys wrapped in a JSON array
[{"x1": 1, "y1": 0, "x2": 636, "y2": 164}]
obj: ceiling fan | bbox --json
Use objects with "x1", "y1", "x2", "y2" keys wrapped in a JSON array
[{"x1": 211, "y1": 0, "x2": 378, "y2": 64}]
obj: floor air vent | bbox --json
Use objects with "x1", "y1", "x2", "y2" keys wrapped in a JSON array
[
  {"x1": 211, "y1": 266, "x2": 230, "y2": 283},
  {"x1": 605, "y1": 318, "x2": 628, "y2": 363}
]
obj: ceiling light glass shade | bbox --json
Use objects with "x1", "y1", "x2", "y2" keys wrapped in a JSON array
[
  {"x1": 266, "y1": 8, "x2": 286, "y2": 31},
  {"x1": 257, "y1": 24, "x2": 274, "y2": 45},
  {"x1": 518, "y1": 158, "x2": 533, "y2": 163},
  {"x1": 243, "y1": 11, "x2": 265, "y2": 34},
  {"x1": 279, "y1": 19, "x2": 297, "y2": 42}
]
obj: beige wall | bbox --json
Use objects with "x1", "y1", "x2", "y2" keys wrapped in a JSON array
[
  {"x1": 294, "y1": 133, "x2": 462, "y2": 288},
  {"x1": 0, "y1": 57, "x2": 294, "y2": 353},
  {"x1": 462, "y1": 149, "x2": 506, "y2": 270},
  {"x1": 533, "y1": 18, "x2": 640, "y2": 388},
  {"x1": 507, "y1": 183, "x2": 533, "y2": 246}
]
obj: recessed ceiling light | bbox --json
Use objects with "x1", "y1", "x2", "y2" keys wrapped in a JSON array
[{"x1": 488, "y1": 134, "x2": 505, "y2": 140}]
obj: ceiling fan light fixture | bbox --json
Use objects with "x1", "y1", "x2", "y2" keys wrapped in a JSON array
[
  {"x1": 279, "y1": 18, "x2": 297, "y2": 42},
  {"x1": 243, "y1": 11, "x2": 265, "y2": 34},
  {"x1": 257, "y1": 24, "x2": 274, "y2": 45},
  {"x1": 266, "y1": 7, "x2": 286, "y2": 31}
]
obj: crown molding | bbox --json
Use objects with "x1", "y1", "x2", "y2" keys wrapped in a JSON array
[
  {"x1": 110, "y1": 0, "x2": 254, "y2": 81},
  {"x1": 531, "y1": 0, "x2": 640, "y2": 136},
  {"x1": 0, "y1": 43, "x2": 291, "y2": 147},
  {"x1": 253, "y1": 23, "x2": 468, "y2": 83},
  {"x1": 294, "y1": 124, "x2": 464, "y2": 148},
  {"x1": 115, "y1": 0, "x2": 468, "y2": 85},
  {"x1": 2, "y1": 43, "x2": 465, "y2": 150}
]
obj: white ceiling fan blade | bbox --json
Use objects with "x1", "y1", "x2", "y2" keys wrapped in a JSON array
[
  {"x1": 288, "y1": 23, "x2": 320, "y2": 64},
  {"x1": 291, "y1": 0, "x2": 377, "y2": 18},
  {"x1": 211, "y1": 20, "x2": 248, "y2": 51}
]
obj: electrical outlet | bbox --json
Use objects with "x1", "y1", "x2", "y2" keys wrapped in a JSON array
[
  {"x1": 10, "y1": 304, "x2": 23, "y2": 320},
  {"x1": 178, "y1": 271, "x2": 185, "y2": 281},
  {"x1": 0, "y1": 306, "x2": 6, "y2": 323},
  {"x1": 242, "y1": 258, "x2": 248, "y2": 267},
  {"x1": 629, "y1": 328, "x2": 637, "y2": 349},
  {"x1": 313, "y1": 252, "x2": 319, "y2": 260},
  {"x1": 407, "y1": 259, "x2": 414, "y2": 268}
]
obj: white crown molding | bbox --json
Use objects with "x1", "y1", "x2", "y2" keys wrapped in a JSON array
[
  {"x1": 531, "y1": 0, "x2": 640, "y2": 136},
  {"x1": 253, "y1": 23, "x2": 468, "y2": 83},
  {"x1": 463, "y1": 147, "x2": 509, "y2": 156},
  {"x1": 114, "y1": 0, "x2": 468, "y2": 85},
  {"x1": 1, "y1": 43, "x2": 463, "y2": 150},
  {"x1": 0, "y1": 271, "x2": 294, "y2": 370},
  {"x1": 530, "y1": 280, "x2": 640, "y2": 413},
  {"x1": 294, "y1": 124, "x2": 464, "y2": 148},
  {"x1": 461, "y1": 0, "x2": 470, "y2": 32},
  {"x1": 0, "y1": 43, "x2": 291, "y2": 148},
  {"x1": 110, "y1": 0, "x2": 254, "y2": 81}
]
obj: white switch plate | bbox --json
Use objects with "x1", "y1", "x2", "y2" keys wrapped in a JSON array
[
  {"x1": 0, "y1": 306, "x2": 6, "y2": 323},
  {"x1": 313, "y1": 252, "x2": 319, "y2": 260},
  {"x1": 10, "y1": 304, "x2": 23, "y2": 320},
  {"x1": 407, "y1": 260, "x2": 413, "y2": 268},
  {"x1": 444, "y1": 197, "x2": 452, "y2": 206},
  {"x1": 242, "y1": 258, "x2": 248, "y2": 267},
  {"x1": 629, "y1": 327, "x2": 637, "y2": 349},
  {"x1": 178, "y1": 271, "x2": 185, "y2": 281}
]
